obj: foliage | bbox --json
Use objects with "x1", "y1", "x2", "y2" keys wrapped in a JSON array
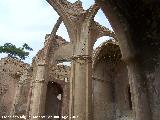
[{"x1": 0, "y1": 43, "x2": 33, "y2": 60}]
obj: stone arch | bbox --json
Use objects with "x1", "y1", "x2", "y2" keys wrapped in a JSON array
[
  {"x1": 95, "y1": 1, "x2": 156, "y2": 120},
  {"x1": 56, "y1": 22, "x2": 70, "y2": 42},
  {"x1": 95, "y1": 0, "x2": 134, "y2": 59},
  {"x1": 93, "y1": 40, "x2": 119, "y2": 68},
  {"x1": 47, "y1": 0, "x2": 81, "y2": 42},
  {"x1": 93, "y1": 36, "x2": 115, "y2": 50},
  {"x1": 46, "y1": 1, "x2": 159, "y2": 120},
  {"x1": 47, "y1": 0, "x2": 99, "y2": 44},
  {"x1": 47, "y1": 63, "x2": 70, "y2": 116},
  {"x1": 88, "y1": 19, "x2": 117, "y2": 55}
]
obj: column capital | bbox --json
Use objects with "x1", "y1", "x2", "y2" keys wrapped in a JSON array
[
  {"x1": 32, "y1": 79, "x2": 47, "y2": 84},
  {"x1": 71, "y1": 55, "x2": 92, "y2": 64},
  {"x1": 37, "y1": 62, "x2": 47, "y2": 66},
  {"x1": 72, "y1": 55, "x2": 92, "y2": 60}
]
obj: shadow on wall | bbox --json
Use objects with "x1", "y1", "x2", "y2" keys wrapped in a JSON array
[{"x1": 45, "y1": 81, "x2": 63, "y2": 119}]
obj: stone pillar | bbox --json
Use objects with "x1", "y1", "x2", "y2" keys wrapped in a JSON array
[
  {"x1": 97, "y1": 1, "x2": 152, "y2": 119},
  {"x1": 69, "y1": 55, "x2": 92, "y2": 120},
  {"x1": 126, "y1": 58, "x2": 152, "y2": 120},
  {"x1": 26, "y1": 85, "x2": 33, "y2": 119},
  {"x1": 61, "y1": 83, "x2": 69, "y2": 118},
  {"x1": 30, "y1": 64, "x2": 47, "y2": 120},
  {"x1": 10, "y1": 82, "x2": 23, "y2": 119}
]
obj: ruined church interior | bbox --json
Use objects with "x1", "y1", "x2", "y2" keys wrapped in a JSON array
[{"x1": 0, "y1": 0, "x2": 160, "y2": 120}]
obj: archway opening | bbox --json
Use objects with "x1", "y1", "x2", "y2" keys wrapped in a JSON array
[
  {"x1": 57, "y1": 22, "x2": 70, "y2": 42},
  {"x1": 93, "y1": 8, "x2": 115, "y2": 51},
  {"x1": 93, "y1": 36, "x2": 113, "y2": 50},
  {"x1": 94, "y1": 9, "x2": 113, "y2": 30},
  {"x1": 45, "y1": 81, "x2": 63, "y2": 119}
]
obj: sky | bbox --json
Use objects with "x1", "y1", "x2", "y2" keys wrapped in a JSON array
[{"x1": 0, "y1": 0, "x2": 112, "y2": 64}]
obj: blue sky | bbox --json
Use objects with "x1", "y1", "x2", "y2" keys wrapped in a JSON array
[{"x1": 0, "y1": 0, "x2": 112, "y2": 63}]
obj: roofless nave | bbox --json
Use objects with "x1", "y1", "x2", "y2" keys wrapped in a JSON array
[{"x1": 0, "y1": 0, "x2": 160, "y2": 120}]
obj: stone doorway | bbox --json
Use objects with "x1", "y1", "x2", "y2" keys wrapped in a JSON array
[{"x1": 45, "y1": 81, "x2": 63, "y2": 120}]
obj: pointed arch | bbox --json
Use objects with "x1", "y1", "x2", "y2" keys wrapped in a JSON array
[{"x1": 57, "y1": 22, "x2": 70, "y2": 42}]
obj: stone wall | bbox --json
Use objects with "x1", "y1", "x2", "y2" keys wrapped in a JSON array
[
  {"x1": 93, "y1": 61, "x2": 114, "y2": 120},
  {"x1": 93, "y1": 42, "x2": 134, "y2": 120},
  {"x1": 147, "y1": 61, "x2": 160, "y2": 120},
  {"x1": 0, "y1": 57, "x2": 31, "y2": 119},
  {"x1": 114, "y1": 61, "x2": 133, "y2": 120}
]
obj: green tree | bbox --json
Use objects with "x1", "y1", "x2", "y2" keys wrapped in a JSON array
[{"x1": 0, "y1": 43, "x2": 33, "y2": 60}]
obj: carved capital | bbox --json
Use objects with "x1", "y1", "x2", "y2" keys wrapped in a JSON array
[
  {"x1": 37, "y1": 62, "x2": 46, "y2": 66},
  {"x1": 32, "y1": 79, "x2": 46, "y2": 84},
  {"x1": 71, "y1": 55, "x2": 92, "y2": 64}
]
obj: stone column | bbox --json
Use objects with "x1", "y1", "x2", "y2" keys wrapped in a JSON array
[
  {"x1": 69, "y1": 55, "x2": 92, "y2": 120},
  {"x1": 126, "y1": 58, "x2": 152, "y2": 120},
  {"x1": 30, "y1": 64, "x2": 47, "y2": 120},
  {"x1": 97, "y1": 1, "x2": 152, "y2": 119},
  {"x1": 10, "y1": 81, "x2": 23, "y2": 119},
  {"x1": 61, "y1": 83, "x2": 69, "y2": 118}
]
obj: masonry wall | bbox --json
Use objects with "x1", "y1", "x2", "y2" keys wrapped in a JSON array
[
  {"x1": 0, "y1": 58, "x2": 31, "y2": 119},
  {"x1": 93, "y1": 61, "x2": 114, "y2": 120},
  {"x1": 114, "y1": 61, "x2": 133, "y2": 120},
  {"x1": 147, "y1": 61, "x2": 160, "y2": 120},
  {"x1": 93, "y1": 60, "x2": 133, "y2": 120}
]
